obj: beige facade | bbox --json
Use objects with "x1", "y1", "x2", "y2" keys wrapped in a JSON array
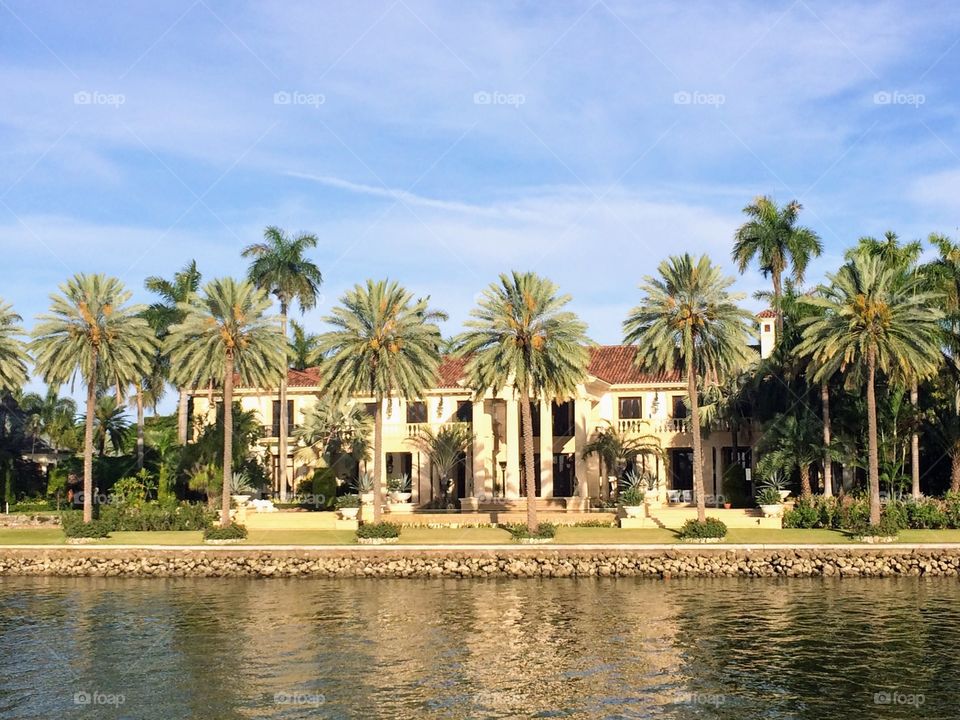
[{"x1": 188, "y1": 346, "x2": 755, "y2": 504}]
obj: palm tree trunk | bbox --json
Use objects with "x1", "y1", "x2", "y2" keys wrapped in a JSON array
[
  {"x1": 911, "y1": 379, "x2": 921, "y2": 498},
  {"x1": 951, "y1": 449, "x2": 960, "y2": 493},
  {"x1": 519, "y1": 388, "x2": 538, "y2": 533},
  {"x1": 799, "y1": 464, "x2": 812, "y2": 497},
  {"x1": 177, "y1": 388, "x2": 188, "y2": 444},
  {"x1": 687, "y1": 356, "x2": 706, "y2": 523},
  {"x1": 821, "y1": 382, "x2": 832, "y2": 498},
  {"x1": 278, "y1": 305, "x2": 289, "y2": 503},
  {"x1": 866, "y1": 349, "x2": 881, "y2": 526},
  {"x1": 372, "y1": 402, "x2": 383, "y2": 522},
  {"x1": 82, "y1": 351, "x2": 98, "y2": 524},
  {"x1": 772, "y1": 270, "x2": 784, "y2": 338},
  {"x1": 136, "y1": 383, "x2": 145, "y2": 470},
  {"x1": 221, "y1": 352, "x2": 234, "y2": 527}
]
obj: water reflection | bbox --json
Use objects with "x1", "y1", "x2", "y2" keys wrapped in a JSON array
[{"x1": 0, "y1": 576, "x2": 957, "y2": 718}]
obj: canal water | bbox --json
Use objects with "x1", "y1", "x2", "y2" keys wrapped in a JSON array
[{"x1": 0, "y1": 576, "x2": 956, "y2": 718}]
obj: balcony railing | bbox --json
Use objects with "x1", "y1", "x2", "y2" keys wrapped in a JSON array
[
  {"x1": 618, "y1": 418, "x2": 752, "y2": 434},
  {"x1": 405, "y1": 421, "x2": 472, "y2": 439}
]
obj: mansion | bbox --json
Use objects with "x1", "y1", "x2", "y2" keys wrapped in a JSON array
[{"x1": 187, "y1": 317, "x2": 778, "y2": 505}]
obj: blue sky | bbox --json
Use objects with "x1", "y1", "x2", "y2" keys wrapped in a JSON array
[{"x1": 2, "y1": 1, "x2": 960, "y2": 406}]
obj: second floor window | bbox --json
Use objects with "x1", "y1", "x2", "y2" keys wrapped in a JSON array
[
  {"x1": 618, "y1": 396, "x2": 643, "y2": 420},
  {"x1": 455, "y1": 400, "x2": 473, "y2": 422},
  {"x1": 406, "y1": 401, "x2": 428, "y2": 424},
  {"x1": 672, "y1": 395, "x2": 688, "y2": 419},
  {"x1": 271, "y1": 400, "x2": 294, "y2": 436}
]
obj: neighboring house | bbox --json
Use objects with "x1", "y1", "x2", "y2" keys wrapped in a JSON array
[{"x1": 188, "y1": 320, "x2": 777, "y2": 504}]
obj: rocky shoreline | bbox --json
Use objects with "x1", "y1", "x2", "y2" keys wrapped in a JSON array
[{"x1": 2, "y1": 546, "x2": 960, "y2": 578}]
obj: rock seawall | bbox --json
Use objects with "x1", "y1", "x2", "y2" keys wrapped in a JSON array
[{"x1": 2, "y1": 546, "x2": 960, "y2": 578}]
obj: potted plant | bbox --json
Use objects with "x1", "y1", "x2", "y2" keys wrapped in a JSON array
[
  {"x1": 387, "y1": 474, "x2": 412, "y2": 503},
  {"x1": 618, "y1": 471, "x2": 646, "y2": 518},
  {"x1": 762, "y1": 471, "x2": 791, "y2": 501},
  {"x1": 336, "y1": 493, "x2": 361, "y2": 520},
  {"x1": 230, "y1": 470, "x2": 254, "y2": 507},
  {"x1": 353, "y1": 472, "x2": 375, "y2": 505},
  {"x1": 756, "y1": 485, "x2": 784, "y2": 517},
  {"x1": 641, "y1": 472, "x2": 662, "y2": 508}
]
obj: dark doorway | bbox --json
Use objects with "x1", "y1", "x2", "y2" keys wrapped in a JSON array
[
  {"x1": 455, "y1": 451, "x2": 467, "y2": 499},
  {"x1": 669, "y1": 449, "x2": 694, "y2": 490},
  {"x1": 552, "y1": 401, "x2": 575, "y2": 437},
  {"x1": 553, "y1": 453, "x2": 574, "y2": 496}
]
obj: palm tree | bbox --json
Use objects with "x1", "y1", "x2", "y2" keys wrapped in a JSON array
[
  {"x1": 407, "y1": 424, "x2": 474, "y2": 507},
  {"x1": 243, "y1": 226, "x2": 323, "y2": 503},
  {"x1": 732, "y1": 196, "x2": 822, "y2": 335},
  {"x1": 31, "y1": 275, "x2": 156, "y2": 522},
  {"x1": 0, "y1": 302, "x2": 29, "y2": 395},
  {"x1": 581, "y1": 422, "x2": 661, "y2": 502},
  {"x1": 454, "y1": 272, "x2": 590, "y2": 532},
  {"x1": 294, "y1": 397, "x2": 372, "y2": 475},
  {"x1": 20, "y1": 388, "x2": 77, "y2": 452},
  {"x1": 623, "y1": 255, "x2": 755, "y2": 523},
  {"x1": 798, "y1": 254, "x2": 943, "y2": 525},
  {"x1": 84, "y1": 395, "x2": 130, "y2": 456},
  {"x1": 756, "y1": 411, "x2": 834, "y2": 497},
  {"x1": 289, "y1": 320, "x2": 320, "y2": 371},
  {"x1": 145, "y1": 261, "x2": 202, "y2": 443},
  {"x1": 314, "y1": 280, "x2": 444, "y2": 523},
  {"x1": 166, "y1": 278, "x2": 283, "y2": 526}
]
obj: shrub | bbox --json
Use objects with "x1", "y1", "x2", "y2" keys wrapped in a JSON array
[
  {"x1": 573, "y1": 519, "x2": 616, "y2": 527},
  {"x1": 203, "y1": 523, "x2": 248, "y2": 540},
  {"x1": 836, "y1": 495, "x2": 870, "y2": 530},
  {"x1": 783, "y1": 496, "x2": 821, "y2": 529},
  {"x1": 336, "y1": 494, "x2": 360, "y2": 509},
  {"x1": 10, "y1": 498, "x2": 55, "y2": 513},
  {"x1": 756, "y1": 487, "x2": 782, "y2": 506},
  {"x1": 356, "y1": 522, "x2": 401, "y2": 539},
  {"x1": 850, "y1": 513, "x2": 900, "y2": 539},
  {"x1": 906, "y1": 498, "x2": 947, "y2": 529},
  {"x1": 61, "y1": 512, "x2": 111, "y2": 538},
  {"x1": 502, "y1": 522, "x2": 557, "y2": 540},
  {"x1": 309, "y1": 468, "x2": 337, "y2": 510},
  {"x1": 677, "y1": 517, "x2": 727, "y2": 540},
  {"x1": 100, "y1": 500, "x2": 213, "y2": 532},
  {"x1": 943, "y1": 492, "x2": 960, "y2": 528}
]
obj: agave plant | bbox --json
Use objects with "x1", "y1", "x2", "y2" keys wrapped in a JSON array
[
  {"x1": 618, "y1": 470, "x2": 647, "y2": 506},
  {"x1": 230, "y1": 470, "x2": 256, "y2": 496},
  {"x1": 387, "y1": 474, "x2": 411, "y2": 494},
  {"x1": 352, "y1": 471, "x2": 375, "y2": 495}
]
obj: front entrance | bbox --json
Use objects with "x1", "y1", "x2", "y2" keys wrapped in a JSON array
[
  {"x1": 669, "y1": 449, "x2": 693, "y2": 490},
  {"x1": 553, "y1": 453, "x2": 574, "y2": 496}
]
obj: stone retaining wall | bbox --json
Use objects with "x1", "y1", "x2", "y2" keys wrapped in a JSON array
[{"x1": 2, "y1": 546, "x2": 960, "y2": 578}]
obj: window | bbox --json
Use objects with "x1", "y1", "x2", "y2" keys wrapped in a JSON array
[
  {"x1": 763, "y1": 323, "x2": 772, "y2": 333},
  {"x1": 552, "y1": 400, "x2": 575, "y2": 436},
  {"x1": 672, "y1": 395, "x2": 688, "y2": 419},
  {"x1": 455, "y1": 400, "x2": 473, "y2": 422},
  {"x1": 271, "y1": 400, "x2": 294, "y2": 436},
  {"x1": 406, "y1": 401, "x2": 428, "y2": 424},
  {"x1": 618, "y1": 396, "x2": 643, "y2": 420},
  {"x1": 362, "y1": 402, "x2": 378, "y2": 417}
]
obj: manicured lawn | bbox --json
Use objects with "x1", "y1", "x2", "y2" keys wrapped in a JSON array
[
  {"x1": 724, "y1": 528, "x2": 853, "y2": 544},
  {"x1": 107, "y1": 531, "x2": 203, "y2": 545},
  {"x1": 244, "y1": 529, "x2": 356, "y2": 545},
  {"x1": 555, "y1": 526, "x2": 679, "y2": 544},
  {"x1": 0, "y1": 528, "x2": 63, "y2": 545},
  {"x1": 398, "y1": 526, "x2": 513, "y2": 544},
  {"x1": 898, "y1": 529, "x2": 960, "y2": 543}
]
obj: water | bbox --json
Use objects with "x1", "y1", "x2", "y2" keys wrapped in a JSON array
[{"x1": 0, "y1": 577, "x2": 957, "y2": 719}]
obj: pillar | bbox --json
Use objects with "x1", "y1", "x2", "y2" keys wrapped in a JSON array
[
  {"x1": 471, "y1": 399, "x2": 492, "y2": 497},
  {"x1": 539, "y1": 400, "x2": 554, "y2": 497},
  {"x1": 574, "y1": 397, "x2": 590, "y2": 498},
  {"x1": 505, "y1": 397, "x2": 521, "y2": 498}
]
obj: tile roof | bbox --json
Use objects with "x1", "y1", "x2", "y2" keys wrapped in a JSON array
[
  {"x1": 756, "y1": 309, "x2": 777, "y2": 319},
  {"x1": 587, "y1": 345, "x2": 682, "y2": 384},
  {"x1": 239, "y1": 346, "x2": 682, "y2": 390}
]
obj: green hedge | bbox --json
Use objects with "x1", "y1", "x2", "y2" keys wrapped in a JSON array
[
  {"x1": 783, "y1": 494, "x2": 960, "y2": 531},
  {"x1": 356, "y1": 522, "x2": 401, "y2": 539},
  {"x1": 502, "y1": 522, "x2": 557, "y2": 540},
  {"x1": 203, "y1": 523, "x2": 248, "y2": 540},
  {"x1": 678, "y1": 517, "x2": 728, "y2": 539},
  {"x1": 61, "y1": 513, "x2": 111, "y2": 538}
]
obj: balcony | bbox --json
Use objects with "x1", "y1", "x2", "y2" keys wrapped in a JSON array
[
  {"x1": 261, "y1": 424, "x2": 296, "y2": 439},
  {"x1": 617, "y1": 418, "x2": 690, "y2": 434},
  {"x1": 405, "y1": 421, "x2": 472, "y2": 439}
]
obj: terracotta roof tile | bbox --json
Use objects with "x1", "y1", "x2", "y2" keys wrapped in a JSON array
[
  {"x1": 756, "y1": 309, "x2": 777, "y2": 319},
  {"x1": 587, "y1": 346, "x2": 682, "y2": 384}
]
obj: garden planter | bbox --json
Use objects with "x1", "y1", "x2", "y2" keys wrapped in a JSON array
[
  {"x1": 338, "y1": 507, "x2": 359, "y2": 520},
  {"x1": 778, "y1": 490, "x2": 791, "y2": 502},
  {"x1": 231, "y1": 494, "x2": 251, "y2": 507},
  {"x1": 723, "y1": 503, "x2": 732, "y2": 509},
  {"x1": 386, "y1": 502, "x2": 414, "y2": 514},
  {"x1": 760, "y1": 504, "x2": 784, "y2": 518},
  {"x1": 360, "y1": 493, "x2": 374, "y2": 505},
  {"x1": 621, "y1": 505, "x2": 644, "y2": 518},
  {"x1": 390, "y1": 492, "x2": 412, "y2": 503}
]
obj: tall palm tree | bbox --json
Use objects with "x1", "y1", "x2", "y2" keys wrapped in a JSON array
[
  {"x1": 20, "y1": 389, "x2": 77, "y2": 452},
  {"x1": 314, "y1": 280, "x2": 444, "y2": 523},
  {"x1": 145, "y1": 260, "x2": 202, "y2": 443},
  {"x1": 623, "y1": 255, "x2": 755, "y2": 523},
  {"x1": 756, "y1": 411, "x2": 834, "y2": 497},
  {"x1": 0, "y1": 301, "x2": 29, "y2": 395},
  {"x1": 733, "y1": 196, "x2": 822, "y2": 335},
  {"x1": 166, "y1": 278, "x2": 283, "y2": 526},
  {"x1": 797, "y1": 254, "x2": 942, "y2": 525},
  {"x1": 243, "y1": 226, "x2": 323, "y2": 502},
  {"x1": 294, "y1": 397, "x2": 372, "y2": 474},
  {"x1": 31, "y1": 275, "x2": 156, "y2": 522},
  {"x1": 582, "y1": 422, "x2": 662, "y2": 502},
  {"x1": 454, "y1": 272, "x2": 590, "y2": 532},
  {"x1": 85, "y1": 395, "x2": 130, "y2": 456},
  {"x1": 289, "y1": 320, "x2": 320, "y2": 371}
]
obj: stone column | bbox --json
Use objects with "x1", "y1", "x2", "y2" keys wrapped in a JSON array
[
  {"x1": 505, "y1": 396, "x2": 521, "y2": 498},
  {"x1": 539, "y1": 400, "x2": 554, "y2": 497},
  {"x1": 471, "y1": 399, "x2": 491, "y2": 497},
  {"x1": 574, "y1": 397, "x2": 590, "y2": 498}
]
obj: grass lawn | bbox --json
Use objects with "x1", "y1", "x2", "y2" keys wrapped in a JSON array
[
  {"x1": 398, "y1": 526, "x2": 514, "y2": 544},
  {"x1": 106, "y1": 531, "x2": 203, "y2": 545},
  {"x1": 0, "y1": 528, "x2": 63, "y2": 545},
  {"x1": 244, "y1": 529, "x2": 356, "y2": 545}
]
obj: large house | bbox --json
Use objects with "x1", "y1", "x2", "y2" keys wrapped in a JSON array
[{"x1": 187, "y1": 317, "x2": 776, "y2": 506}]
